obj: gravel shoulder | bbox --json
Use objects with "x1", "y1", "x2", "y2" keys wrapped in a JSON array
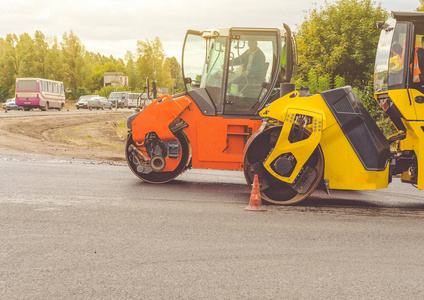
[{"x1": 0, "y1": 111, "x2": 133, "y2": 162}]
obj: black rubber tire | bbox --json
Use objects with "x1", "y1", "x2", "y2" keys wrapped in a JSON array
[
  {"x1": 125, "y1": 131, "x2": 190, "y2": 183},
  {"x1": 243, "y1": 125, "x2": 324, "y2": 205},
  {"x1": 41, "y1": 102, "x2": 49, "y2": 111}
]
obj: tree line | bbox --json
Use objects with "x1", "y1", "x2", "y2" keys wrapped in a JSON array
[{"x1": 0, "y1": 31, "x2": 184, "y2": 101}]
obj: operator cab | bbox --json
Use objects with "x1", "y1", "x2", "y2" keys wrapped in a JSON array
[
  {"x1": 374, "y1": 11, "x2": 424, "y2": 129},
  {"x1": 182, "y1": 25, "x2": 297, "y2": 117},
  {"x1": 375, "y1": 12, "x2": 424, "y2": 92}
]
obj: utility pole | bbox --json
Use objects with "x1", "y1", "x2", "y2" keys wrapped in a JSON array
[{"x1": 113, "y1": 70, "x2": 119, "y2": 111}]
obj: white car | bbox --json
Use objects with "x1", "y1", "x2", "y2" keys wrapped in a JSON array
[
  {"x1": 76, "y1": 95, "x2": 98, "y2": 109},
  {"x1": 128, "y1": 93, "x2": 150, "y2": 108},
  {"x1": 87, "y1": 96, "x2": 113, "y2": 110},
  {"x1": 4, "y1": 98, "x2": 23, "y2": 110}
]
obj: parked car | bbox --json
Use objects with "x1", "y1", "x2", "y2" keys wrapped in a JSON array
[
  {"x1": 108, "y1": 91, "x2": 130, "y2": 108},
  {"x1": 127, "y1": 93, "x2": 150, "y2": 108},
  {"x1": 2, "y1": 98, "x2": 14, "y2": 109},
  {"x1": 127, "y1": 93, "x2": 140, "y2": 109},
  {"x1": 87, "y1": 96, "x2": 112, "y2": 110},
  {"x1": 5, "y1": 98, "x2": 23, "y2": 110},
  {"x1": 76, "y1": 95, "x2": 98, "y2": 109}
]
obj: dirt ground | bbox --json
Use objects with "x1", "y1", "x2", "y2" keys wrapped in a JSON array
[{"x1": 0, "y1": 111, "x2": 133, "y2": 162}]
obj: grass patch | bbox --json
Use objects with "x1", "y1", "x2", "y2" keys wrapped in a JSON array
[{"x1": 115, "y1": 119, "x2": 129, "y2": 137}]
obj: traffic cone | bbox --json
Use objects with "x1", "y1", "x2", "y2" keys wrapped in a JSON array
[{"x1": 244, "y1": 174, "x2": 266, "y2": 212}]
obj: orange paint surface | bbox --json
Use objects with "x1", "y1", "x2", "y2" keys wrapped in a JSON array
[{"x1": 131, "y1": 94, "x2": 262, "y2": 171}]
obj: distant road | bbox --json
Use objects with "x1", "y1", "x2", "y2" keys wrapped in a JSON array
[
  {"x1": 1, "y1": 150, "x2": 424, "y2": 299},
  {"x1": 0, "y1": 107, "x2": 137, "y2": 118}
]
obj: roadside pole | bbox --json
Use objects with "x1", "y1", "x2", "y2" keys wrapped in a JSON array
[{"x1": 114, "y1": 70, "x2": 119, "y2": 111}]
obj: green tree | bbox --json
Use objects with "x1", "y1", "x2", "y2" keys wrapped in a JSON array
[
  {"x1": 3, "y1": 34, "x2": 19, "y2": 78},
  {"x1": 16, "y1": 33, "x2": 35, "y2": 77},
  {"x1": 84, "y1": 55, "x2": 126, "y2": 93},
  {"x1": 307, "y1": 68, "x2": 318, "y2": 94},
  {"x1": 136, "y1": 37, "x2": 172, "y2": 92},
  {"x1": 33, "y1": 31, "x2": 49, "y2": 78},
  {"x1": 296, "y1": 0, "x2": 388, "y2": 87},
  {"x1": 1, "y1": 34, "x2": 20, "y2": 96},
  {"x1": 0, "y1": 32, "x2": 50, "y2": 82},
  {"x1": 334, "y1": 75, "x2": 346, "y2": 88},
  {"x1": 61, "y1": 31, "x2": 86, "y2": 99},
  {"x1": 318, "y1": 73, "x2": 331, "y2": 93},
  {"x1": 75, "y1": 87, "x2": 89, "y2": 99},
  {"x1": 125, "y1": 51, "x2": 140, "y2": 90},
  {"x1": 165, "y1": 56, "x2": 184, "y2": 94},
  {"x1": 45, "y1": 36, "x2": 65, "y2": 81},
  {"x1": 0, "y1": 38, "x2": 11, "y2": 100},
  {"x1": 417, "y1": 0, "x2": 424, "y2": 11}
]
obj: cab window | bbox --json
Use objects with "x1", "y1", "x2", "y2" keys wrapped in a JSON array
[
  {"x1": 224, "y1": 32, "x2": 277, "y2": 115},
  {"x1": 388, "y1": 23, "x2": 407, "y2": 89}
]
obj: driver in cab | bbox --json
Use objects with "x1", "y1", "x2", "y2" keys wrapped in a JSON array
[{"x1": 230, "y1": 38, "x2": 265, "y2": 84}]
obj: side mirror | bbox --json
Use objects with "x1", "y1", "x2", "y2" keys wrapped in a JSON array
[
  {"x1": 376, "y1": 21, "x2": 385, "y2": 29},
  {"x1": 376, "y1": 21, "x2": 391, "y2": 31}
]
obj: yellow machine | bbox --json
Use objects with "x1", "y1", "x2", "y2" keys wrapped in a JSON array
[{"x1": 243, "y1": 12, "x2": 424, "y2": 204}]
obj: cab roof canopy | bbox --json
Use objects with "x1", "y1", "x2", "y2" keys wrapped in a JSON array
[
  {"x1": 392, "y1": 11, "x2": 424, "y2": 22},
  {"x1": 200, "y1": 27, "x2": 286, "y2": 39}
]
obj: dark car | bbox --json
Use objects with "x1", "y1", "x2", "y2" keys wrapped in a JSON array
[
  {"x1": 5, "y1": 98, "x2": 23, "y2": 110},
  {"x1": 108, "y1": 92, "x2": 130, "y2": 108}
]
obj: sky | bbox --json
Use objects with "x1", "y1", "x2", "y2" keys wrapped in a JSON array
[{"x1": 0, "y1": 0, "x2": 420, "y2": 62}]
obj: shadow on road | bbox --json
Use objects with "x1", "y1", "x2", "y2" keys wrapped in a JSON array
[{"x1": 128, "y1": 177, "x2": 424, "y2": 214}]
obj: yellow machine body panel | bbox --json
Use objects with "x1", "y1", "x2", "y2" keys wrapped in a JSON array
[
  {"x1": 385, "y1": 89, "x2": 418, "y2": 120},
  {"x1": 261, "y1": 90, "x2": 390, "y2": 190},
  {"x1": 320, "y1": 123, "x2": 389, "y2": 190},
  {"x1": 402, "y1": 89, "x2": 424, "y2": 120},
  {"x1": 374, "y1": 87, "x2": 424, "y2": 189},
  {"x1": 399, "y1": 120, "x2": 424, "y2": 189},
  {"x1": 262, "y1": 107, "x2": 324, "y2": 183}
]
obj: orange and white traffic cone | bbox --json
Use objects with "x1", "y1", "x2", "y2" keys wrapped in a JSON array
[{"x1": 244, "y1": 174, "x2": 266, "y2": 212}]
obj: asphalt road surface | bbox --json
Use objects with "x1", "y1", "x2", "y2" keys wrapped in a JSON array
[{"x1": 1, "y1": 149, "x2": 424, "y2": 299}]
